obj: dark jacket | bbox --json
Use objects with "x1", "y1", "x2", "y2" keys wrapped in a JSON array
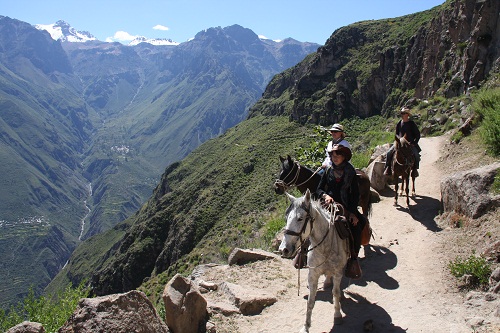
[
  {"x1": 316, "y1": 162, "x2": 359, "y2": 214},
  {"x1": 396, "y1": 120, "x2": 421, "y2": 151}
]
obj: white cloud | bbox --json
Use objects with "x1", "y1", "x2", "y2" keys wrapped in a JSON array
[
  {"x1": 106, "y1": 31, "x2": 139, "y2": 43},
  {"x1": 113, "y1": 31, "x2": 138, "y2": 41},
  {"x1": 153, "y1": 24, "x2": 169, "y2": 31}
]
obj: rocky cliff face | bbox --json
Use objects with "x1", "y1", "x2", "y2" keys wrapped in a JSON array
[{"x1": 249, "y1": 0, "x2": 500, "y2": 124}]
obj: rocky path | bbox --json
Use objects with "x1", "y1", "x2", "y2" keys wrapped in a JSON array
[{"x1": 202, "y1": 136, "x2": 497, "y2": 333}]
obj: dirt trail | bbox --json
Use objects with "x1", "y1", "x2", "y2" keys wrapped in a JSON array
[{"x1": 203, "y1": 136, "x2": 495, "y2": 333}]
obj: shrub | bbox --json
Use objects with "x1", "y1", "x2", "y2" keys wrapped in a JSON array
[
  {"x1": 0, "y1": 282, "x2": 89, "y2": 333},
  {"x1": 448, "y1": 254, "x2": 492, "y2": 289},
  {"x1": 473, "y1": 88, "x2": 500, "y2": 156},
  {"x1": 491, "y1": 171, "x2": 500, "y2": 195}
]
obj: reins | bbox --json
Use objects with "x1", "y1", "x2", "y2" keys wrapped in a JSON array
[
  {"x1": 394, "y1": 144, "x2": 415, "y2": 176},
  {"x1": 275, "y1": 161, "x2": 321, "y2": 192}
]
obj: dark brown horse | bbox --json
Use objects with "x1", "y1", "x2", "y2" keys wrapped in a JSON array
[
  {"x1": 391, "y1": 136, "x2": 416, "y2": 207},
  {"x1": 275, "y1": 155, "x2": 372, "y2": 217}
]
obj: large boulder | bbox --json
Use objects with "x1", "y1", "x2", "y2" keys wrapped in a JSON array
[
  {"x1": 366, "y1": 155, "x2": 387, "y2": 191},
  {"x1": 6, "y1": 322, "x2": 45, "y2": 333},
  {"x1": 219, "y1": 282, "x2": 277, "y2": 315},
  {"x1": 227, "y1": 248, "x2": 277, "y2": 265},
  {"x1": 58, "y1": 290, "x2": 168, "y2": 333},
  {"x1": 441, "y1": 162, "x2": 500, "y2": 218},
  {"x1": 163, "y1": 273, "x2": 207, "y2": 333}
]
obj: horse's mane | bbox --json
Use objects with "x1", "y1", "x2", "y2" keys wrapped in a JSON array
[
  {"x1": 394, "y1": 136, "x2": 411, "y2": 149},
  {"x1": 310, "y1": 199, "x2": 335, "y2": 222}
]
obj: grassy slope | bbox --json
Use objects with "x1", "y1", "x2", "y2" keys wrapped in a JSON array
[{"x1": 47, "y1": 115, "x2": 314, "y2": 297}]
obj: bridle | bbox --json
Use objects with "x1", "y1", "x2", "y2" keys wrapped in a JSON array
[
  {"x1": 283, "y1": 201, "x2": 343, "y2": 295},
  {"x1": 275, "y1": 161, "x2": 321, "y2": 192},
  {"x1": 283, "y1": 202, "x2": 342, "y2": 258},
  {"x1": 394, "y1": 142, "x2": 415, "y2": 172}
]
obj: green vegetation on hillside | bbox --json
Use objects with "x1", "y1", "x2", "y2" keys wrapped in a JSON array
[
  {"x1": 0, "y1": 282, "x2": 88, "y2": 333},
  {"x1": 472, "y1": 87, "x2": 500, "y2": 156},
  {"x1": 295, "y1": 116, "x2": 393, "y2": 169}
]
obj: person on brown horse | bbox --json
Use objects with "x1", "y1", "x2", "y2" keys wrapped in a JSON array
[
  {"x1": 384, "y1": 107, "x2": 421, "y2": 177},
  {"x1": 316, "y1": 144, "x2": 366, "y2": 279}
]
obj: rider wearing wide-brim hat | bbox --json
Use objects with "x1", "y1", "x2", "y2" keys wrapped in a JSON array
[
  {"x1": 321, "y1": 124, "x2": 352, "y2": 170},
  {"x1": 316, "y1": 144, "x2": 366, "y2": 279},
  {"x1": 384, "y1": 106, "x2": 421, "y2": 177}
]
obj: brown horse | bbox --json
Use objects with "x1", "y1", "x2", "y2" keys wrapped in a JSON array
[
  {"x1": 275, "y1": 155, "x2": 372, "y2": 217},
  {"x1": 391, "y1": 136, "x2": 416, "y2": 207}
]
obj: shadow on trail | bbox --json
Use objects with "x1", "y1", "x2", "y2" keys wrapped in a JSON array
[
  {"x1": 350, "y1": 245, "x2": 399, "y2": 290},
  {"x1": 377, "y1": 187, "x2": 442, "y2": 232},
  {"x1": 327, "y1": 291, "x2": 407, "y2": 333},
  {"x1": 409, "y1": 195, "x2": 443, "y2": 231}
]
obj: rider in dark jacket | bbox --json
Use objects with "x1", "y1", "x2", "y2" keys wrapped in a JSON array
[
  {"x1": 316, "y1": 144, "x2": 366, "y2": 279},
  {"x1": 384, "y1": 107, "x2": 421, "y2": 177}
]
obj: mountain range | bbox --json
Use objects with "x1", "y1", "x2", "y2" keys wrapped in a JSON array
[
  {"x1": 2, "y1": 0, "x2": 498, "y2": 311},
  {"x1": 0, "y1": 16, "x2": 319, "y2": 308}
]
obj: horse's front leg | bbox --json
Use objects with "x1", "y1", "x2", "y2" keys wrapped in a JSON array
[
  {"x1": 411, "y1": 176, "x2": 416, "y2": 197},
  {"x1": 394, "y1": 177, "x2": 399, "y2": 206},
  {"x1": 332, "y1": 273, "x2": 344, "y2": 325},
  {"x1": 405, "y1": 176, "x2": 410, "y2": 207},
  {"x1": 300, "y1": 271, "x2": 320, "y2": 333}
]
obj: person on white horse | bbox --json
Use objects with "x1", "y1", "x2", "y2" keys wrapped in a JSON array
[
  {"x1": 316, "y1": 144, "x2": 366, "y2": 279},
  {"x1": 320, "y1": 123, "x2": 351, "y2": 173}
]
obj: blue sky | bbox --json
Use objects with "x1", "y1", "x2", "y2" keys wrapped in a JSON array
[{"x1": 3, "y1": 0, "x2": 445, "y2": 44}]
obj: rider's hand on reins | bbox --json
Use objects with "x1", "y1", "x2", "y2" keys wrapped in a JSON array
[
  {"x1": 323, "y1": 194, "x2": 334, "y2": 206},
  {"x1": 349, "y1": 212, "x2": 359, "y2": 226}
]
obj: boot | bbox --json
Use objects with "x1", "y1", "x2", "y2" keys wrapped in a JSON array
[
  {"x1": 345, "y1": 258, "x2": 362, "y2": 279},
  {"x1": 411, "y1": 168, "x2": 419, "y2": 177},
  {"x1": 383, "y1": 166, "x2": 392, "y2": 176}
]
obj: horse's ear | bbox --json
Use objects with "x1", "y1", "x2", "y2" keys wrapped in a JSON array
[
  {"x1": 304, "y1": 189, "x2": 311, "y2": 208},
  {"x1": 287, "y1": 155, "x2": 293, "y2": 163},
  {"x1": 285, "y1": 192, "x2": 295, "y2": 202},
  {"x1": 279, "y1": 155, "x2": 285, "y2": 163}
]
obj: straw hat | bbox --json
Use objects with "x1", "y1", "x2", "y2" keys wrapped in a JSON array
[
  {"x1": 326, "y1": 123, "x2": 344, "y2": 132},
  {"x1": 400, "y1": 107, "x2": 412, "y2": 116}
]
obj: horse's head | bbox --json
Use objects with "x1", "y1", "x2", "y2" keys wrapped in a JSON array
[
  {"x1": 274, "y1": 155, "x2": 295, "y2": 195},
  {"x1": 278, "y1": 189, "x2": 313, "y2": 258},
  {"x1": 394, "y1": 135, "x2": 411, "y2": 150},
  {"x1": 393, "y1": 135, "x2": 414, "y2": 168}
]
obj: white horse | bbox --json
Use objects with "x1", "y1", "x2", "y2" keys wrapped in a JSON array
[{"x1": 278, "y1": 189, "x2": 349, "y2": 333}]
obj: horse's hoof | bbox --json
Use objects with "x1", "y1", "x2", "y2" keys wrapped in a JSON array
[
  {"x1": 334, "y1": 316, "x2": 343, "y2": 325},
  {"x1": 299, "y1": 325, "x2": 309, "y2": 333}
]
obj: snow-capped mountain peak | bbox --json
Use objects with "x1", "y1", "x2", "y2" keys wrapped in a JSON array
[
  {"x1": 128, "y1": 36, "x2": 179, "y2": 46},
  {"x1": 35, "y1": 20, "x2": 96, "y2": 43}
]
